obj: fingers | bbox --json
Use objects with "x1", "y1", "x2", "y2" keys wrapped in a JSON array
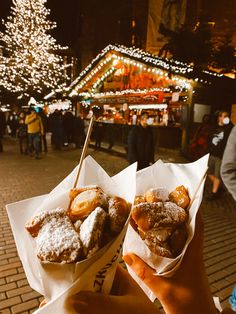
[
  {"x1": 123, "y1": 253, "x2": 158, "y2": 289},
  {"x1": 68, "y1": 291, "x2": 121, "y2": 314},
  {"x1": 39, "y1": 299, "x2": 47, "y2": 308},
  {"x1": 67, "y1": 265, "x2": 160, "y2": 314},
  {"x1": 68, "y1": 289, "x2": 159, "y2": 314}
]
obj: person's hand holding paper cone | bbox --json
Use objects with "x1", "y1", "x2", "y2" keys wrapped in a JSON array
[
  {"x1": 123, "y1": 156, "x2": 209, "y2": 300},
  {"x1": 58, "y1": 213, "x2": 215, "y2": 314},
  {"x1": 123, "y1": 212, "x2": 216, "y2": 314}
]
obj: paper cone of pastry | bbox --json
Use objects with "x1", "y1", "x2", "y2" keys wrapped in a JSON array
[
  {"x1": 7, "y1": 156, "x2": 137, "y2": 303},
  {"x1": 123, "y1": 155, "x2": 209, "y2": 300},
  {"x1": 25, "y1": 186, "x2": 131, "y2": 263}
]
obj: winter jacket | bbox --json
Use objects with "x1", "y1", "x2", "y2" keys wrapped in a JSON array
[{"x1": 25, "y1": 113, "x2": 44, "y2": 135}]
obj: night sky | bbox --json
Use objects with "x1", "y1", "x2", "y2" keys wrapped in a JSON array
[{"x1": 0, "y1": 0, "x2": 79, "y2": 48}]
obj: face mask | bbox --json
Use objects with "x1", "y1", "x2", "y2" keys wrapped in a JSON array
[
  {"x1": 223, "y1": 117, "x2": 230, "y2": 125},
  {"x1": 147, "y1": 118, "x2": 153, "y2": 125}
]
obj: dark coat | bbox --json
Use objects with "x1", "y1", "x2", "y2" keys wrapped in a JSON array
[
  {"x1": 127, "y1": 124, "x2": 155, "y2": 170},
  {"x1": 208, "y1": 122, "x2": 234, "y2": 159},
  {"x1": 0, "y1": 110, "x2": 6, "y2": 137}
]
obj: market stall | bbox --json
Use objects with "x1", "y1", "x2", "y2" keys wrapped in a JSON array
[
  {"x1": 67, "y1": 45, "x2": 196, "y2": 150},
  {"x1": 45, "y1": 44, "x2": 233, "y2": 152}
]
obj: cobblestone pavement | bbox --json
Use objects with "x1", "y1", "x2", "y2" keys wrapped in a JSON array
[{"x1": 0, "y1": 136, "x2": 235, "y2": 313}]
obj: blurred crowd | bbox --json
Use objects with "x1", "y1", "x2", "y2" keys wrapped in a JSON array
[{"x1": 0, "y1": 107, "x2": 86, "y2": 158}]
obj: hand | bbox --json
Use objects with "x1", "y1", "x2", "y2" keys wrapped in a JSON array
[
  {"x1": 39, "y1": 299, "x2": 47, "y2": 308},
  {"x1": 66, "y1": 264, "x2": 160, "y2": 314},
  {"x1": 123, "y1": 212, "x2": 216, "y2": 314}
]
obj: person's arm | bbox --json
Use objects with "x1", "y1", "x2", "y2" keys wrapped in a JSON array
[
  {"x1": 123, "y1": 213, "x2": 216, "y2": 314},
  {"x1": 221, "y1": 126, "x2": 236, "y2": 201},
  {"x1": 25, "y1": 113, "x2": 36, "y2": 125}
]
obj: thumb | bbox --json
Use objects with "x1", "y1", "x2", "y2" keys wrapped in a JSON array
[{"x1": 123, "y1": 253, "x2": 159, "y2": 290}]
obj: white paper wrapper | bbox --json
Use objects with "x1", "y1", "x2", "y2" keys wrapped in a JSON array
[
  {"x1": 123, "y1": 154, "x2": 209, "y2": 301},
  {"x1": 6, "y1": 155, "x2": 137, "y2": 313}
]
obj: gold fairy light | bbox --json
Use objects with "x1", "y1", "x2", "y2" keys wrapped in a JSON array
[{"x1": 0, "y1": 0, "x2": 71, "y2": 96}]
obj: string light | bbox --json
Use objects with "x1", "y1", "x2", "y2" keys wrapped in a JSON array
[
  {"x1": 76, "y1": 87, "x2": 189, "y2": 99},
  {"x1": 0, "y1": 0, "x2": 71, "y2": 96},
  {"x1": 51, "y1": 44, "x2": 226, "y2": 100}
]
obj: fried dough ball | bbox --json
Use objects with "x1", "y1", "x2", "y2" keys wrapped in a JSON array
[
  {"x1": 131, "y1": 201, "x2": 188, "y2": 258},
  {"x1": 69, "y1": 185, "x2": 101, "y2": 201},
  {"x1": 169, "y1": 185, "x2": 190, "y2": 209},
  {"x1": 132, "y1": 202, "x2": 187, "y2": 233},
  {"x1": 134, "y1": 195, "x2": 146, "y2": 205},
  {"x1": 108, "y1": 196, "x2": 130, "y2": 235},
  {"x1": 69, "y1": 188, "x2": 108, "y2": 221},
  {"x1": 145, "y1": 187, "x2": 169, "y2": 203}
]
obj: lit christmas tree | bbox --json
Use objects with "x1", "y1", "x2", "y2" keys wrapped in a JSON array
[{"x1": 0, "y1": 0, "x2": 70, "y2": 99}]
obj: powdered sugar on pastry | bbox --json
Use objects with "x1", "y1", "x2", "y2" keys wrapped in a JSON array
[
  {"x1": 34, "y1": 208, "x2": 82, "y2": 263},
  {"x1": 132, "y1": 201, "x2": 187, "y2": 233},
  {"x1": 25, "y1": 207, "x2": 66, "y2": 237},
  {"x1": 80, "y1": 207, "x2": 107, "y2": 258},
  {"x1": 145, "y1": 187, "x2": 169, "y2": 202}
]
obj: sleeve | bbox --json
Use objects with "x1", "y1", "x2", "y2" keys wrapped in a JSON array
[
  {"x1": 221, "y1": 126, "x2": 236, "y2": 201},
  {"x1": 39, "y1": 117, "x2": 44, "y2": 135},
  {"x1": 25, "y1": 114, "x2": 31, "y2": 125},
  {"x1": 25, "y1": 113, "x2": 36, "y2": 125},
  {"x1": 127, "y1": 127, "x2": 138, "y2": 164}
]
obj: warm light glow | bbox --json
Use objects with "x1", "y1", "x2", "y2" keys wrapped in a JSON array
[
  {"x1": 129, "y1": 104, "x2": 168, "y2": 110},
  {"x1": 0, "y1": 0, "x2": 71, "y2": 96}
]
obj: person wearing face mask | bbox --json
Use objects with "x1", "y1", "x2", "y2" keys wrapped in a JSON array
[
  {"x1": 127, "y1": 111, "x2": 155, "y2": 170},
  {"x1": 207, "y1": 111, "x2": 233, "y2": 200}
]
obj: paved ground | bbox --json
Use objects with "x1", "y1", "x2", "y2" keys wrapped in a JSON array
[{"x1": 0, "y1": 136, "x2": 235, "y2": 313}]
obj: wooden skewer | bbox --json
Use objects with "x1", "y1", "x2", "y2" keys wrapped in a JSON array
[
  {"x1": 187, "y1": 167, "x2": 208, "y2": 210},
  {"x1": 73, "y1": 114, "x2": 95, "y2": 189},
  {"x1": 67, "y1": 114, "x2": 95, "y2": 211}
]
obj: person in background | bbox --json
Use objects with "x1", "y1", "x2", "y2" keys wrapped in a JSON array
[
  {"x1": 189, "y1": 114, "x2": 211, "y2": 161},
  {"x1": 128, "y1": 111, "x2": 155, "y2": 170},
  {"x1": 207, "y1": 111, "x2": 233, "y2": 200},
  {"x1": 7, "y1": 110, "x2": 18, "y2": 137},
  {"x1": 220, "y1": 125, "x2": 236, "y2": 313},
  {"x1": 73, "y1": 113, "x2": 85, "y2": 149},
  {"x1": 63, "y1": 110, "x2": 74, "y2": 145},
  {"x1": 93, "y1": 119, "x2": 104, "y2": 151},
  {"x1": 0, "y1": 109, "x2": 6, "y2": 152},
  {"x1": 221, "y1": 125, "x2": 236, "y2": 201},
  {"x1": 17, "y1": 111, "x2": 28, "y2": 154},
  {"x1": 37, "y1": 107, "x2": 48, "y2": 153},
  {"x1": 25, "y1": 107, "x2": 44, "y2": 159},
  {"x1": 49, "y1": 110, "x2": 65, "y2": 150}
]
